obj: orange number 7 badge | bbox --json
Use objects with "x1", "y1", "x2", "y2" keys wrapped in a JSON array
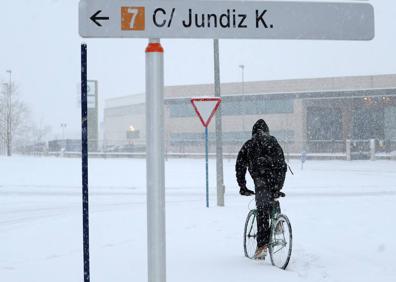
[{"x1": 121, "y1": 7, "x2": 145, "y2": 31}]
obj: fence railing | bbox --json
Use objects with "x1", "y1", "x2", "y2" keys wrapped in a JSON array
[{"x1": 11, "y1": 138, "x2": 396, "y2": 160}]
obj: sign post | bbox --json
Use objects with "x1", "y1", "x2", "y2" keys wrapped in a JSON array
[
  {"x1": 145, "y1": 39, "x2": 166, "y2": 282},
  {"x1": 213, "y1": 39, "x2": 225, "y2": 207},
  {"x1": 80, "y1": 43, "x2": 90, "y2": 282},
  {"x1": 191, "y1": 98, "x2": 222, "y2": 208}
]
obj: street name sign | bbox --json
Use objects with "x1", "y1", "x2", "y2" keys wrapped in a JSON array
[{"x1": 79, "y1": 0, "x2": 375, "y2": 40}]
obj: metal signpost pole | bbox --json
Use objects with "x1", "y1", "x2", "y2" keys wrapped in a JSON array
[
  {"x1": 145, "y1": 39, "x2": 166, "y2": 282},
  {"x1": 191, "y1": 97, "x2": 221, "y2": 208},
  {"x1": 213, "y1": 39, "x2": 225, "y2": 207},
  {"x1": 205, "y1": 126, "x2": 209, "y2": 208},
  {"x1": 80, "y1": 43, "x2": 90, "y2": 282}
]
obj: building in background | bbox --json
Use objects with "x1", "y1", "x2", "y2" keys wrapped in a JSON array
[{"x1": 103, "y1": 74, "x2": 396, "y2": 155}]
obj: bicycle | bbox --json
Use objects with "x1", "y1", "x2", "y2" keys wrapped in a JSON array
[{"x1": 243, "y1": 193, "x2": 293, "y2": 269}]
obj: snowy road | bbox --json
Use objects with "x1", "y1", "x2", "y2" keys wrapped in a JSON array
[{"x1": 1, "y1": 156, "x2": 395, "y2": 282}]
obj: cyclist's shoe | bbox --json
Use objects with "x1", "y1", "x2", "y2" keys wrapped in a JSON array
[{"x1": 254, "y1": 245, "x2": 268, "y2": 260}]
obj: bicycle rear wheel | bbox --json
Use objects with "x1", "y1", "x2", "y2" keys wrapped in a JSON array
[
  {"x1": 269, "y1": 214, "x2": 292, "y2": 269},
  {"x1": 243, "y1": 210, "x2": 258, "y2": 259}
]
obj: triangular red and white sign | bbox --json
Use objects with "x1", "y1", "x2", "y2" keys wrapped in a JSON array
[{"x1": 191, "y1": 97, "x2": 222, "y2": 127}]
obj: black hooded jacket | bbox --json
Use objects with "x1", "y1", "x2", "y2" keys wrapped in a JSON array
[{"x1": 235, "y1": 119, "x2": 287, "y2": 191}]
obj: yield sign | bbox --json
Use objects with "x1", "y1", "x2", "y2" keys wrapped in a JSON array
[{"x1": 191, "y1": 97, "x2": 222, "y2": 127}]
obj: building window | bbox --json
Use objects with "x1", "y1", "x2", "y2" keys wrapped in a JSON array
[
  {"x1": 167, "y1": 97, "x2": 294, "y2": 118},
  {"x1": 307, "y1": 107, "x2": 343, "y2": 141},
  {"x1": 352, "y1": 107, "x2": 384, "y2": 139},
  {"x1": 222, "y1": 98, "x2": 294, "y2": 115},
  {"x1": 385, "y1": 106, "x2": 396, "y2": 140},
  {"x1": 168, "y1": 103, "x2": 195, "y2": 118}
]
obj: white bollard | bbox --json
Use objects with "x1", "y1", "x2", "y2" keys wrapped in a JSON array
[
  {"x1": 370, "y1": 138, "x2": 376, "y2": 161},
  {"x1": 346, "y1": 139, "x2": 351, "y2": 161}
]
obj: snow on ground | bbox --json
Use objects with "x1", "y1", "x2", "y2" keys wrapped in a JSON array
[{"x1": 0, "y1": 156, "x2": 395, "y2": 282}]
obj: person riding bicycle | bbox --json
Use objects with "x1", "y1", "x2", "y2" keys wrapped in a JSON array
[{"x1": 236, "y1": 119, "x2": 287, "y2": 260}]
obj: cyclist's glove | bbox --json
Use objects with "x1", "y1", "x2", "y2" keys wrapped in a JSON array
[
  {"x1": 273, "y1": 191, "x2": 286, "y2": 198},
  {"x1": 239, "y1": 186, "x2": 255, "y2": 196}
]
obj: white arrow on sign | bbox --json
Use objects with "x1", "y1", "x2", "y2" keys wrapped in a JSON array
[
  {"x1": 191, "y1": 97, "x2": 222, "y2": 128},
  {"x1": 79, "y1": 0, "x2": 375, "y2": 40}
]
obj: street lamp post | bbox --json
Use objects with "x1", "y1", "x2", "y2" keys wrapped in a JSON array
[
  {"x1": 6, "y1": 70, "x2": 12, "y2": 112},
  {"x1": 238, "y1": 65, "x2": 245, "y2": 132},
  {"x1": 60, "y1": 123, "x2": 67, "y2": 140},
  {"x1": 6, "y1": 70, "x2": 12, "y2": 90},
  {"x1": 1, "y1": 83, "x2": 7, "y2": 155},
  {"x1": 5, "y1": 70, "x2": 12, "y2": 156},
  {"x1": 213, "y1": 39, "x2": 225, "y2": 207},
  {"x1": 239, "y1": 64, "x2": 245, "y2": 96}
]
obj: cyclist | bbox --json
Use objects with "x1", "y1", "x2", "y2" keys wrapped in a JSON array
[{"x1": 236, "y1": 119, "x2": 287, "y2": 260}]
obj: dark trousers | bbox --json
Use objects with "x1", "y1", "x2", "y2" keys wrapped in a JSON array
[{"x1": 254, "y1": 179, "x2": 273, "y2": 248}]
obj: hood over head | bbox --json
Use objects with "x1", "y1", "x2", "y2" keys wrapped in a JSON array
[{"x1": 252, "y1": 119, "x2": 269, "y2": 137}]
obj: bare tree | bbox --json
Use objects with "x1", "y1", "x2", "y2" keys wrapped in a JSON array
[
  {"x1": 31, "y1": 118, "x2": 52, "y2": 144},
  {"x1": 0, "y1": 82, "x2": 29, "y2": 156}
]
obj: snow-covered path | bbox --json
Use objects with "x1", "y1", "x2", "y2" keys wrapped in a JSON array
[{"x1": 1, "y1": 156, "x2": 395, "y2": 282}]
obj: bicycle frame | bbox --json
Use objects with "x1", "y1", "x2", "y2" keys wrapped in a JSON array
[{"x1": 243, "y1": 199, "x2": 292, "y2": 269}]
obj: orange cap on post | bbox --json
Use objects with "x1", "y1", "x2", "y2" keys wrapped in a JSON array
[{"x1": 145, "y1": 43, "x2": 164, "y2": 53}]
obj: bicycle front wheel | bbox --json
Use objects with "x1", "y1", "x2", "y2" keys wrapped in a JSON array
[
  {"x1": 269, "y1": 214, "x2": 292, "y2": 269},
  {"x1": 243, "y1": 210, "x2": 258, "y2": 259}
]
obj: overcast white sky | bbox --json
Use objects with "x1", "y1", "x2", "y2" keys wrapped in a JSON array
[{"x1": 1, "y1": 0, "x2": 395, "y2": 139}]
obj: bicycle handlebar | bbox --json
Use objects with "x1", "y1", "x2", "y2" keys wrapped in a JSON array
[
  {"x1": 276, "y1": 191, "x2": 286, "y2": 198},
  {"x1": 241, "y1": 189, "x2": 286, "y2": 198}
]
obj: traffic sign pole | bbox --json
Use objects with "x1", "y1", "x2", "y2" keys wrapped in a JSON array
[
  {"x1": 80, "y1": 43, "x2": 90, "y2": 282},
  {"x1": 190, "y1": 97, "x2": 222, "y2": 208},
  {"x1": 145, "y1": 39, "x2": 166, "y2": 282}
]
